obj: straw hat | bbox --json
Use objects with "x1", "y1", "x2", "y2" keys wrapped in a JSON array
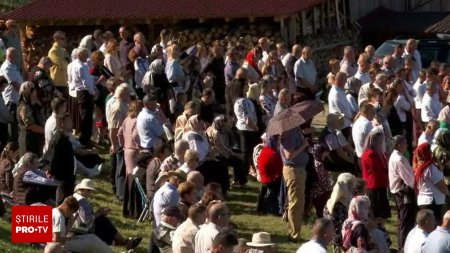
[
  {"x1": 74, "y1": 179, "x2": 96, "y2": 192},
  {"x1": 246, "y1": 232, "x2": 275, "y2": 247},
  {"x1": 167, "y1": 169, "x2": 187, "y2": 181}
]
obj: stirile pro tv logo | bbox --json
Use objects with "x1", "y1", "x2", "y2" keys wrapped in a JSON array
[{"x1": 11, "y1": 205, "x2": 52, "y2": 243}]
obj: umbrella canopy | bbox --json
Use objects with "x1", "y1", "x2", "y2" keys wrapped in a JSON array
[{"x1": 266, "y1": 100, "x2": 324, "y2": 136}]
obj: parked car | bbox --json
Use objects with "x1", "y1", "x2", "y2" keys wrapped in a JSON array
[{"x1": 375, "y1": 37, "x2": 450, "y2": 68}]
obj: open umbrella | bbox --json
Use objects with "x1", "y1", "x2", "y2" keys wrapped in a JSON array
[{"x1": 266, "y1": 100, "x2": 324, "y2": 136}]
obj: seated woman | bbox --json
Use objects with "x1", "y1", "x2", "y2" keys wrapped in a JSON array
[
  {"x1": 256, "y1": 134, "x2": 282, "y2": 215},
  {"x1": 0, "y1": 142, "x2": 19, "y2": 195},
  {"x1": 160, "y1": 139, "x2": 190, "y2": 173},
  {"x1": 318, "y1": 113, "x2": 355, "y2": 173},
  {"x1": 206, "y1": 115, "x2": 245, "y2": 185},
  {"x1": 177, "y1": 181, "x2": 197, "y2": 220},
  {"x1": 13, "y1": 152, "x2": 59, "y2": 205},
  {"x1": 182, "y1": 115, "x2": 229, "y2": 194},
  {"x1": 323, "y1": 173, "x2": 356, "y2": 253},
  {"x1": 72, "y1": 179, "x2": 142, "y2": 250}
]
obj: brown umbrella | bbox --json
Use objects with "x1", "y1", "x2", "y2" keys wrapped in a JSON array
[{"x1": 266, "y1": 100, "x2": 324, "y2": 136}]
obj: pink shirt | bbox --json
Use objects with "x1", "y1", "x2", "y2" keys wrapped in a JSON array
[
  {"x1": 118, "y1": 117, "x2": 140, "y2": 150},
  {"x1": 388, "y1": 150, "x2": 415, "y2": 194}
]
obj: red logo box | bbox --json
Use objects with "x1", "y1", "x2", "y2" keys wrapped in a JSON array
[{"x1": 11, "y1": 205, "x2": 52, "y2": 243}]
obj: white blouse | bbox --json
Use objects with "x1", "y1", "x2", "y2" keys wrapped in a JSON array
[{"x1": 234, "y1": 98, "x2": 257, "y2": 132}]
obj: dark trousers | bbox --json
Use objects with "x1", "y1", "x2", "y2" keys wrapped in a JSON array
[
  {"x1": 94, "y1": 215, "x2": 118, "y2": 245},
  {"x1": 0, "y1": 123, "x2": 8, "y2": 152},
  {"x1": 55, "y1": 86, "x2": 69, "y2": 100},
  {"x1": 7, "y1": 102, "x2": 18, "y2": 141},
  {"x1": 77, "y1": 90, "x2": 94, "y2": 146},
  {"x1": 56, "y1": 175, "x2": 76, "y2": 205},
  {"x1": 110, "y1": 153, "x2": 117, "y2": 193},
  {"x1": 257, "y1": 178, "x2": 281, "y2": 214},
  {"x1": 75, "y1": 153, "x2": 103, "y2": 168},
  {"x1": 218, "y1": 156, "x2": 245, "y2": 184},
  {"x1": 239, "y1": 130, "x2": 260, "y2": 183},
  {"x1": 394, "y1": 191, "x2": 417, "y2": 250}
]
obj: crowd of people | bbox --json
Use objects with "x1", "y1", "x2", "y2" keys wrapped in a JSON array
[{"x1": 1, "y1": 17, "x2": 450, "y2": 253}]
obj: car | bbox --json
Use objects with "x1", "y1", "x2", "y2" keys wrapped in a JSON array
[{"x1": 375, "y1": 37, "x2": 450, "y2": 68}]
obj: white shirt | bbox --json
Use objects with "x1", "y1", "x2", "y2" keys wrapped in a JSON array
[
  {"x1": 358, "y1": 82, "x2": 383, "y2": 106},
  {"x1": 296, "y1": 240, "x2": 327, "y2": 253},
  {"x1": 1, "y1": 59, "x2": 23, "y2": 104},
  {"x1": 417, "y1": 164, "x2": 445, "y2": 205},
  {"x1": 394, "y1": 94, "x2": 412, "y2": 122},
  {"x1": 421, "y1": 92, "x2": 442, "y2": 123},
  {"x1": 52, "y1": 208, "x2": 66, "y2": 236},
  {"x1": 352, "y1": 116, "x2": 373, "y2": 157},
  {"x1": 418, "y1": 132, "x2": 433, "y2": 146},
  {"x1": 388, "y1": 150, "x2": 415, "y2": 194},
  {"x1": 172, "y1": 218, "x2": 199, "y2": 253},
  {"x1": 183, "y1": 131, "x2": 209, "y2": 163},
  {"x1": 404, "y1": 226, "x2": 429, "y2": 253},
  {"x1": 234, "y1": 98, "x2": 257, "y2": 132},
  {"x1": 354, "y1": 70, "x2": 371, "y2": 86},
  {"x1": 403, "y1": 49, "x2": 422, "y2": 73},
  {"x1": 346, "y1": 94, "x2": 359, "y2": 116},
  {"x1": 194, "y1": 222, "x2": 221, "y2": 253},
  {"x1": 328, "y1": 86, "x2": 353, "y2": 128},
  {"x1": 413, "y1": 79, "x2": 426, "y2": 109},
  {"x1": 69, "y1": 59, "x2": 95, "y2": 95},
  {"x1": 44, "y1": 113, "x2": 58, "y2": 153},
  {"x1": 294, "y1": 57, "x2": 317, "y2": 87}
]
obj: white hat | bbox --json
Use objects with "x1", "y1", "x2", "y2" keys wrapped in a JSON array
[
  {"x1": 246, "y1": 232, "x2": 275, "y2": 247},
  {"x1": 74, "y1": 179, "x2": 96, "y2": 192}
]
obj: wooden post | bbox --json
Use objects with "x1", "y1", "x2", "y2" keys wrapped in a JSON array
[
  {"x1": 335, "y1": 0, "x2": 341, "y2": 29},
  {"x1": 342, "y1": 0, "x2": 347, "y2": 28},
  {"x1": 280, "y1": 18, "x2": 288, "y2": 46},
  {"x1": 327, "y1": 0, "x2": 332, "y2": 27},
  {"x1": 289, "y1": 14, "x2": 298, "y2": 45},
  {"x1": 321, "y1": 2, "x2": 326, "y2": 28},
  {"x1": 313, "y1": 5, "x2": 319, "y2": 33},
  {"x1": 301, "y1": 10, "x2": 307, "y2": 35}
]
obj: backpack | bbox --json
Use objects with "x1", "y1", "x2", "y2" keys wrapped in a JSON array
[{"x1": 342, "y1": 220, "x2": 363, "y2": 251}]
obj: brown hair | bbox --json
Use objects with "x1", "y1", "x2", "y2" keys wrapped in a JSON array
[
  {"x1": 90, "y1": 50, "x2": 105, "y2": 66},
  {"x1": 105, "y1": 39, "x2": 118, "y2": 54},
  {"x1": 0, "y1": 141, "x2": 18, "y2": 160},
  {"x1": 61, "y1": 196, "x2": 79, "y2": 212},
  {"x1": 178, "y1": 181, "x2": 196, "y2": 199},
  {"x1": 127, "y1": 100, "x2": 144, "y2": 118}
]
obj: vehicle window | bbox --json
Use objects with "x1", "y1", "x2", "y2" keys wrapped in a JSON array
[
  {"x1": 419, "y1": 45, "x2": 450, "y2": 68},
  {"x1": 375, "y1": 41, "x2": 402, "y2": 57}
]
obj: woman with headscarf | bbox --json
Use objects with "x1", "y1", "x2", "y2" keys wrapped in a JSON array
[
  {"x1": 361, "y1": 131, "x2": 391, "y2": 220},
  {"x1": 143, "y1": 58, "x2": 171, "y2": 116},
  {"x1": 17, "y1": 81, "x2": 45, "y2": 156},
  {"x1": 323, "y1": 173, "x2": 356, "y2": 252},
  {"x1": 341, "y1": 196, "x2": 377, "y2": 252},
  {"x1": 182, "y1": 115, "x2": 229, "y2": 194},
  {"x1": 414, "y1": 142, "x2": 450, "y2": 220},
  {"x1": 206, "y1": 115, "x2": 245, "y2": 185},
  {"x1": 256, "y1": 134, "x2": 282, "y2": 215}
]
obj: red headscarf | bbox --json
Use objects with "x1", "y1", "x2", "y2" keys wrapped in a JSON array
[
  {"x1": 413, "y1": 143, "x2": 434, "y2": 191},
  {"x1": 245, "y1": 49, "x2": 262, "y2": 77}
]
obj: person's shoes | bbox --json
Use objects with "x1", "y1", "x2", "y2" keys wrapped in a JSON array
[{"x1": 126, "y1": 237, "x2": 142, "y2": 250}]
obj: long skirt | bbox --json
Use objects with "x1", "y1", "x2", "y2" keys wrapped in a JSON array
[
  {"x1": 122, "y1": 174, "x2": 144, "y2": 219},
  {"x1": 367, "y1": 187, "x2": 391, "y2": 219},
  {"x1": 124, "y1": 148, "x2": 139, "y2": 175}
]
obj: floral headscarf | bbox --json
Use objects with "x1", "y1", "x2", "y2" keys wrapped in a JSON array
[{"x1": 150, "y1": 59, "x2": 165, "y2": 75}]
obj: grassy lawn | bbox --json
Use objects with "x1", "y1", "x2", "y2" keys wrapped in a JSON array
[{"x1": 0, "y1": 112, "x2": 401, "y2": 252}]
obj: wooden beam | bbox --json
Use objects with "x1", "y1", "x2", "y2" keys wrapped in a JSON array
[
  {"x1": 301, "y1": 10, "x2": 307, "y2": 35},
  {"x1": 327, "y1": 0, "x2": 331, "y2": 27},
  {"x1": 335, "y1": 0, "x2": 341, "y2": 29}
]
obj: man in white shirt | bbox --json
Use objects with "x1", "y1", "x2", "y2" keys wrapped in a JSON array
[
  {"x1": 294, "y1": 46, "x2": 317, "y2": 100},
  {"x1": 403, "y1": 39, "x2": 422, "y2": 76},
  {"x1": 70, "y1": 47, "x2": 96, "y2": 146},
  {"x1": 194, "y1": 202, "x2": 231, "y2": 253},
  {"x1": 328, "y1": 72, "x2": 353, "y2": 138},
  {"x1": 44, "y1": 97, "x2": 66, "y2": 153},
  {"x1": 388, "y1": 135, "x2": 416, "y2": 250},
  {"x1": 354, "y1": 53, "x2": 371, "y2": 85},
  {"x1": 418, "y1": 120, "x2": 439, "y2": 145},
  {"x1": 352, "y1": 104, "x2": 375, "y2": 164},
  {"x1": 404, "y1": 209, "x2": 436, "y2": 253},
  {"x1": 340, "y1": 46, "x2": 357, "y2": 78},
  {"x1": 1, "y1": 47, "x2": 23, "y2": 141},
  {"x1": 421, "y1": 83, "x2": 442, "y2": 124},
  {"x1": 172, "y1": 203, "x2": 207, "y2": 253},
  {"x1": 296, "y1": 218, "x2": 334, "y2": 253}
]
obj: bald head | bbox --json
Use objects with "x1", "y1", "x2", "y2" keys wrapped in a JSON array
[
  {"x1": 209, "y1": 202, "x2": 230, "y2": 227},
  {"x1": 187, "y1": 171, "x2": 204, "y2": 189},
  {"x1": 406, "y1": 39, "x2": 417, "y2": 53},
  {"x1": 302, "y1": 46, "x2": 312, "y2": 60},
  {"x1": 365, "y1": 45, "x2": 375, "y2": 58},
  {"x1": 334, "y1": 72, "x2": 347, "y2": 88},
  {"x1": 292, "y1": 44, "x2": 302, "y2": 58}
]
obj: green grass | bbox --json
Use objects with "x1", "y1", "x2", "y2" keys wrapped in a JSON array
[{"x1": 0, "y1": 152, "x2": 401, "y2": 253}]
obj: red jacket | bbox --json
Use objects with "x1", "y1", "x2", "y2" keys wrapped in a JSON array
[
  {"x1": 361, "y1": 149, "x2": 388, "y2": 189},
  {"x1": 257, "y1": 146, "x2": 283, "y2": 184}
]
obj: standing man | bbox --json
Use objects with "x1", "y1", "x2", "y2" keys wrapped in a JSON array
[
  {"x1": 70, "y1": 47, "x2": 96, "y2": 146},
  {"x1": 137, "y1": 94, "x2": 166, "y2": 152},
  {"x1": 224, "y1": 46, "x2": 239, "y2": 117},
  {"x1": 1, "y1": 47, "x2": 23, "y2": 141},
  {"x1": 195, "y1": 202, "x2": 231, "y2": 253},
  {"x1": 285, "y1": 44, "x2": 302, "y2": 93},
  {"x1": 294, "y1": 46, "x2": 317, "y2": 101},
  {"x1": 48, "y1": 31, "x2": 70, "y2": 98},
  {"x1": 118, "y1": 26, "x2": 134, "y2": 68},
  {"x1": 404, "y1": 209, "x2": 436, "y2": 253},
  {"x1": 340, "y1": 46, "x2": 357, "y2": 78},
  {"x1": 280, "y1": 127, "x2": 310, "y2": 242},
  {"x1": 388, "y1": 135, "x2": 416, "y2": 251},
  {"x1": 296, "y1": 218, "x2": 335, "y2": 253},
  {"x1": 352, "y1": 104, "x2": 375, "y2": 171},
  {"x1": 328, "y1": 72, "x2": 353, "y2": 139},
  {"x1": 392, "y1": 44, "x2": 405, "y2": 71},
  {"x1": 421, "y1": 210, "x2": 450, "y2": 253},
  {"x1": 354, "y1": 53, "x2": 371, "y2": 85},
  {"x1": 3, "y1": 20, "x2": 22, "y2": 71},
  {"x1": 403, "y1": 39, "x2": 422, "y2": 76}
]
